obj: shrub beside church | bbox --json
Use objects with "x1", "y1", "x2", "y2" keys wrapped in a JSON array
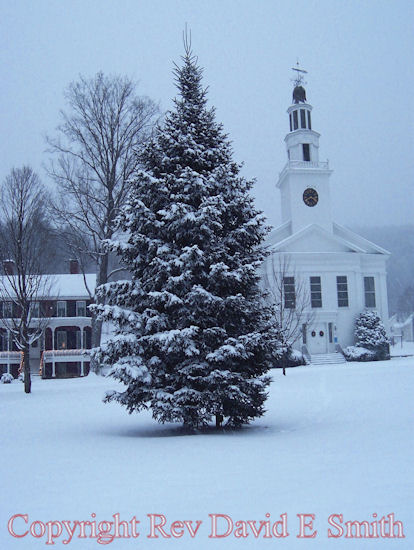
[{"x1": 344, "y1": 310, "x2": 390, "y2": 362}]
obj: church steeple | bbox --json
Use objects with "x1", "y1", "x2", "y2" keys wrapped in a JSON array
[
  {"x1": 276, "y1": 65, "x2": 333, "y2": 233},
  {"x1": 285, "y1": 63, "x2": 320, "y2": 163}
]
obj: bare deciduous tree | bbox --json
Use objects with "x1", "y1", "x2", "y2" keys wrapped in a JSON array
[
  {"x1": 46, "y1": 73, "x2": 159, "y2": 365},
  {"x1": 0, "y1": 167, "x2": 54, "y2": 393},
  {"x1": 264, "y1": 254, "x2": 315, "y2": 368}
]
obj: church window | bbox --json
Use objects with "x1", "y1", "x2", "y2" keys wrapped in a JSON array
[
  {"x1": 364, "y1": 277, "x2": 376, "y2": 307},
  {"x1": 302, "y1": 324, "x2": 307, "y2": 344},
  {"x1": 336, "y1": 276, "x2": 349, "y2": 307},
  {"x1": 328, "y1": 323, "x2": 333, "y2": 343},
  {"x1": 293, "y1": 110, "x2": 298, "y2": 130},
  {"x1": 307, "y1": 111, "x2": 311, "y2": 129},
  {"x1": 300, "y1": 109, "x2": 306, "y2": 128},
  {"x1": 283, "y1": 277, "x2": 296, "y2": 309},
  {"x1": 310, "y1": 276, "x2": 322, "y2": 308},
  {"x1": 302, "y1": 143, "x2": 310, "y2": 161},
  {"x1": 289, "y1": 113, "x2": 292, "y2": 132}
]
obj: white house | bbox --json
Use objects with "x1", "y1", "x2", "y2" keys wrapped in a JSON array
[
  {"x1": 0, "y1": 261, "x2": 95, "y2": 378},
  {"x1": 262, "y1": 67, "x2": 390, "y2": 360}
]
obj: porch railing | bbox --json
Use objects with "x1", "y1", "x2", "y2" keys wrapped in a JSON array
[{"x1": 40, "y1": 349, "x2": 91, "y2": 377}]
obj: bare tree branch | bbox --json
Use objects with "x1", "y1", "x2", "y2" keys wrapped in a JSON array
[
  {"x1": 264, "y1": 253, "x2": 315, "y2": 348},
  {"x1": 45, "y1": 73, "x2": 159, "y2": 365},
  {"x1": 0, "y1": 167, "x2": 55, "y2": 393}
]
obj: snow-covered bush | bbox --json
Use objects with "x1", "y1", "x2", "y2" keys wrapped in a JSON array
[
  {"x1": 93, "y1": 44, "x2": 282, "y2": 428},
  {"x1": 18, "y1": 372, "x2": 24, "y2": 383},
  {"x1": 287, "y1": 348, "x2": 306, "y2": 367},
  {"x1": 343, "y1": 346, "x2": 376, "y2": 362},
  {"x1": 274, "y1": 347, "x2": 305, "y2": 368},
  {"x1": 1, "y1": 372, "x2": 14, "y2": 384},
  {"x1": 354, "y1": 310, "x2": 390, "y2": 360}
]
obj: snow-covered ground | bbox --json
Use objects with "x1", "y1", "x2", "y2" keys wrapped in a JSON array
[{"x1": 1, "y1": 358, "x2": 413, "y2": 549}]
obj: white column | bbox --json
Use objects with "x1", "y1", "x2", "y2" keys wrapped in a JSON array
[
  {"x1": 7, "y1": 331, "x2": 10, "y2": 374},
  {"x1": 52, "y1": 328, "x2": 56, "y2": 378},
  {"x1": 80, "y1": 326, "x2": 84, "y2": 376}
]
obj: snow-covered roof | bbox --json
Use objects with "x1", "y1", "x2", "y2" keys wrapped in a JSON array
[
  {"x1": 333, "y1": 223, "x2": 390, "y2": 255},
  {"x1": 0, "y1": 273, "x2": 96, "y2": 300},
  {"x1": 266, "y1": 222, "x2": 391, "y2": 256}
]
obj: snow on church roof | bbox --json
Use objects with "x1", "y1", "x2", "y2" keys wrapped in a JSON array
[{"x1": 266, "y1": 222, "x2": 390, "y2": 256}]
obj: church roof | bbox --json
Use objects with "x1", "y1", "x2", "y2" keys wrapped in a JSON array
[
  {"x1": 267, "y1": 222, "x2": 390, "y2": 256},
  {"x1": 332, "y1": 223, "x2": 390, "y2": 255}
]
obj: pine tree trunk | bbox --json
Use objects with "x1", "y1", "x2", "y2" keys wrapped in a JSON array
[
  {"x1": 215, "y1": 414, "x2": 223, "y2": 429},
  {"x1": 90, "y1": 312, "x2": 103, "y2": 373}
]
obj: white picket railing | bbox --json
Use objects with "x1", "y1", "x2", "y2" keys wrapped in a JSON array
[{"x1": 287, "y1": 160, "x2": 329, "y2": 170}]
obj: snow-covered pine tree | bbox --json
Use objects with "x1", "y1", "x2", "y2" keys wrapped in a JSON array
[
  {"x1": 93, "y1": 39, "x2": 281, "y2": 428},
  {"x1": 354, "y1": 310, "x2": 390, "y2": 360}
]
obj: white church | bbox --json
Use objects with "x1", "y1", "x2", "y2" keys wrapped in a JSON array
[{"x1": 262, "y1": 66, "x2": 390, "y2": 361}]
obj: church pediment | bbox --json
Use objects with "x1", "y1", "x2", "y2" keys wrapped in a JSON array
[
  {"x1": 266, "y1": 221, "x2": 292, "y2": 247},
  {"x1": 270, "y1": 224, "x2": 366, "y2": 254},
  {"x1": 333, "y1": 223, "x2": 390, "y2": 255}
]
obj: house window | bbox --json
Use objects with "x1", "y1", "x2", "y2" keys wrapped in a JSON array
[
  {"x1": 293, "y1": 110, "x2": 298, "y2": 130},
  {"x1": 302, "y1": 143, "x2": 310, "y2": 161},
  {"x1": 76, "y1": 330, "x2": 82, "y2": 349},
  {"x1": 283, "y1": 277, "x2": 296, "y2": 309},
  {"x1": 364, "y1": 277, "x2": 376, "y2": 308},
  {"x1": 289, "y1": 113, "x2": 292, "y2": 132},
  {"x1": 3, "y1": 302, "x2": 13, "y2": 318},
  {"x1": 30, "y1": 301, "x2": 40, "y2": 318},
  {"x1": 0, "y1": 333, "x2": 7, "y2": 351},
  {"x1": 307, "y1": 111, "x2": 311, "y2": 129},
  {"x1": 300, "y1": 109, "x2": 306, "y2": 128},
  {"x1": 57, "y1": 301, "x2": 67, "y2": 317},
  {"x1": 76, "y1": 301, "x2": 87, "y2": 317},
  {"x1": 336, "y1": 276, "x2": 349, "y2": 307},
  {"x1": 310, "y1": 276, "x2": 322, "y2": 308},
  {"x1": 57, "y1": 331, "x2": 67, "y2": 350}
]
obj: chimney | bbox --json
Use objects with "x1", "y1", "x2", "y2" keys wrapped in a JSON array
[
  {"x1": 3, "y1": 260, "x2": 15, "y2": 276},
  {"x1": 69, "y1": 259, "x2": 80, "y2": 274}
]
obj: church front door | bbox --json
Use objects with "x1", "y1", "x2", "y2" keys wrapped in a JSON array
[{"x1": 308, "y1": 323, "x2": 328, "y2": 354}]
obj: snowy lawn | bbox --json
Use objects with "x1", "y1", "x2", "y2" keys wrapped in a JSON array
[{"x1": 1, "y1": 358, "x2": 413, "y2": 549}]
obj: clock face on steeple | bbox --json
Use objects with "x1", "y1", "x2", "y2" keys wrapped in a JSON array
[{"x1": 303, "y1": 188, "x2": 319, "y2": 207}]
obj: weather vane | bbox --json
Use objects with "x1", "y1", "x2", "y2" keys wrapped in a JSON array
[{"x1": 291, "y1": 60, "x2": 307, "y2": 88}]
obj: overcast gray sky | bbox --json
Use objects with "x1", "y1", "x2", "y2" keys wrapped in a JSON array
[{"x1": 1, "y1": 0, "x2": 413, "y2": 229}]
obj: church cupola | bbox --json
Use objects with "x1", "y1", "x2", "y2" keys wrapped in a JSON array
[
  {"x1": 276, "y1": 64, "x2": 333, "y2": 234},
  {"x1": 285, "y1": 63, "x2": 319, "y2": 164}
]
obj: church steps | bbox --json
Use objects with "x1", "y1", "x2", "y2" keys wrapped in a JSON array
[{"x1": 309, "y1": 353, "x2": 347, "y2": 366}]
